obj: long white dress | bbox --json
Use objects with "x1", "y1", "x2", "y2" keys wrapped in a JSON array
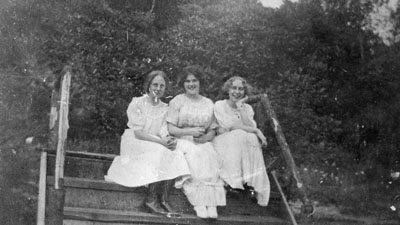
[
  {"x1": 166, "y1": 94, "x2": 226, "y2": 207},
  {"x1": 105, "y1": 96, "x2": 190, "y2": 187},
  {"x1": 213, "y1": 100, "x2": 270, "y2": 206}
]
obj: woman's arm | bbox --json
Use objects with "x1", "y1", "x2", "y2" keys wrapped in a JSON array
[
  {"x1": 230, "y1": 123, "x2": 258, "y2": 133},
  {"x1": 134, "y1": 130, "x2": 175, "y2": 149},
  {"x1": 232, "y1": 105, "x2": 267, "y2": 146},
  {"x1": 229, "y1": 104, "x2": 257, "y2": 132},
  {"x1": 239, "y1": 112, "x2": 257, "y2": 128},
  {"x1": 229, "y1": 123, "x2": 267, "y2": 146},
  {"x1": 167, "y1": 123, "x2": 205, "y2": 138},
  {"x1": 194, "y1": 128, "x2": 216, "y2": 143}
]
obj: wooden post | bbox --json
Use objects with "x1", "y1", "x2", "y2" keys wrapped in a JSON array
[
  {"x1": 45, "y1": 66, "x2": 72, "y2": 225},
  {"x1": 48, "y1": 66, "x2": 71, "y2": 189},
  {"x1": 271, "y1": 171, "x2": 298, "y2": 225},
  {"x1": 54, "y1": 68, "x2": 71, "y2": 189},
  {"x1": 260, "y1": 94, "x2": 310, "y2": 205},
  {"x1": 36, "y1": 151, "x2": 47, "y2": 225}
]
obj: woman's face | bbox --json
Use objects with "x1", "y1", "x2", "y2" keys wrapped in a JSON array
[
  {"x1": 148, "y1": 75, "x2": 166, "y2": 99},
  {"x1": 228, "y1": 79, "x2": 245, "y2": 102},
  {"x1": 184, "y1": 74, "x2": 200, "y2": 96}
]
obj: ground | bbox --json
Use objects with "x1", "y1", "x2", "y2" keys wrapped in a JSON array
[{"x1": 0, "y1": 135, "x2": 399, "y2": 225}]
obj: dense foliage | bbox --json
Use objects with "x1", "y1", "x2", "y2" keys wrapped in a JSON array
[{"x1": 1, "y1": 0, "x2": 400, "y2": 219}]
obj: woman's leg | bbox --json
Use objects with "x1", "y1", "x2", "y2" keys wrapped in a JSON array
[
  {"x1": 175, "y1": 140, "x2": 226, "y2": 218},
  {"x1": 144, "y1": 182, "x2": 168, "y2": 215},
  {"x1": 160, "y1": 179, "x2": 176, "y2": 213}
]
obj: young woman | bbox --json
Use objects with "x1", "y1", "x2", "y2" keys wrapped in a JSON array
[
  {"x1": 105, "y1": 71, "x2": 190, "y2": 216},
  {"x1": 213, "y1": 76, "x2": 270, "y2": 206},
  {"x1": 166, "y1": 66, "x2": 226, "y2": 219}
]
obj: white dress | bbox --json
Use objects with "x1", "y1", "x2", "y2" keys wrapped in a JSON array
[
  {"x1": 213, "y1": 100, "x2": 270, "y2": 206},
  {"x1": 166, "y1": 94, "x2": 226, "y2": 207},
  {"x1": 105, "y1": 96, "x2": 190, "y2": 187}
]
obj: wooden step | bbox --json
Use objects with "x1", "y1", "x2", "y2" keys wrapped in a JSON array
[
  {"x1": 47, "y1": 152, "x2": 114, "y2": 179},
  {"x1": 63, "y1": 206, "x2": 290, "y2": 225},
  {"x1": 46, "y1": 152, "x2": 289, "y2": 198},
  {"x1": 48, "y1": 176, "x2": 286, "y2": 218},
  {"x1": 44, "y1": 151, "x2": 292, "y2": 224}
]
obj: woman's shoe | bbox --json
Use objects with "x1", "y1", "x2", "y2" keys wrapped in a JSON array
[
  {"x1": 244, "y1": 184, "x2": 257, "y2": 202},
  {"x1": 144, "y1": 200, "x2": 168, "y2": 215},
  {"x1": 144, "y1": 183, "x2": 168, "y2": 216},
  {"x1": 194, "y1": 206, "x2": 208, "y2": 219},
  {"x1": 226, "y1": 186, "x2": 241, "y2": 199},
  {"x1": 207, "y1": 206, "x2": 218, "y2": 219},
  {"x1": 160, "y1": 180, "x2": 178, "y2": 212}
]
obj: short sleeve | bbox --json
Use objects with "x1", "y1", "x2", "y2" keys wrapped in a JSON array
[
  {"x1": 208, "y1": 112, "x2": 218, "y2": 131},
  {"x1": 166, "y1": 96, "x2": 180, "y2": 126},
  {"x1": 243, "y1": 103, "x2": 257, "y2": 128},
  {"x1": 126, "y1": 97, "x2": 145, "y2": 131}
]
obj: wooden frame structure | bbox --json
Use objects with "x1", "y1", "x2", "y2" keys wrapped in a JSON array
[
  {"x1": 37, "y1": 66, "x2": 71, "y2": 225},
  {"x1": 36, "y1": 67, "x2": 312, "y2": 225}
]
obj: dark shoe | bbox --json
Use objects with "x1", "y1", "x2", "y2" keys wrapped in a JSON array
[
  {"x1": 160, "y1": 180, "x2": 182, "y2": 218},
  {"x1": 226, "y1": 186, "x2": 242, "y2": 199},
  {"x1": 248, "y1": 188, "x2": 257, "y2": 200},
  {"x1": 244, "y1": 184, "x2": 257, "y2": 202},
  {"x1": 160, "y1": 180, "x2": 181, "y2": 215},
  {"x1": 144, "y1": 182, "x2": 168, "y2": 216}
]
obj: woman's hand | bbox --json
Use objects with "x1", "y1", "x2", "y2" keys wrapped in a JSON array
[
  {"x1": 236, "y1": 95, "x2": 249, "y2": 108},
  {"x1": 161, "y1": 136, "x2": 177, "y2": 150},
  {"x1": 193, "y1": 129, "x2": 215, "y2": 143},
  {"x1": 193, "y1": 134, "x2": 208, "y2": 143},
  {"x1": 189, "y1": 127, "x2": 206, "y2": 137},
  {"x1": 256, "y1": 129, "x2": 267, "y2": 147}
]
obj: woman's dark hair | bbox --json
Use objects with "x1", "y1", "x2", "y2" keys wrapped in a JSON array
[
  {"x1": 177, "y1": 65, "x2": 207, "y2": 89},
  {"x1": 143, "y1": 70, "x2": 169, "y2": 93},
  {"x1": 220, "y1": 76, "x2": 252, "y2": 99}
]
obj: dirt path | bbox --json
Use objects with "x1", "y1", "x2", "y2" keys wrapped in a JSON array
[{"x1": 295, "y1": 205, "x2": 399, "y2": 225}]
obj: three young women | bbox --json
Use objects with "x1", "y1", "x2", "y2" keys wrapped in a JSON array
[{"x1": 106, "y1": 69, "x2": 270, "y2": 219}]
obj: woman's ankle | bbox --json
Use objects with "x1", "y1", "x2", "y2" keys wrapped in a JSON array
[
  {"x1": 194, "y1": 206, "x2": 208, "y2": 219},
  {"x1": 207, "y1": 206, "x2": 218, "y2": 219}
]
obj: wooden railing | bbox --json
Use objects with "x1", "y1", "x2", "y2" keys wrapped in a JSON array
[
  {"x1": 37, "y1": 66, "x2": 71, "y2": 225},
  {"x1": 249, "y1": 94, "x2": 313, "y2": 218}
]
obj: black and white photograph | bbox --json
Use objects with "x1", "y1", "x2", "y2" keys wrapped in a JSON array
[{"x1": 1, "y1": 0, "x2": 400, "y2": 224}]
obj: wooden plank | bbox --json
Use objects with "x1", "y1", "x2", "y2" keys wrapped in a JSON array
[
  {"x1": 44, "y1": 149, "x2": 117, "y2": 161},
  {"x1": 47, "y1": 176, "x2": 144, "y2": 193},
  {"x1": 271, "y1": 171, "x2": 298, "y2": 225},
  {"x1": 64, "y1": 207, "x2": 290, "y2": 225},
  {"x1": 54, "y1": 68, "x2": 71, "y2": 189},
  {"x1": 47, "y1": 154, "x2": 112, "y2": 179},
  {"x1": 47, "y1": 176, "x2": 282, "y2": 201},
  {"x1": 64, "y1": 151, "x2": 116, "y2": 161},
  {"x1": 36, "y1": 151, "x2": 47, "y2": 225}
]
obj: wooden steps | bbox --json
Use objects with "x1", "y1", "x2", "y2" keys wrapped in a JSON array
[
  {"x1": 49, "y1": 176, "x2": 285, "y2": 216},
  {"x1": 63, "y1": 207, "x2": 290, "y2": 225},
  {"x1": 44, "y1": 151, "x2": 292, "y2": 224}
]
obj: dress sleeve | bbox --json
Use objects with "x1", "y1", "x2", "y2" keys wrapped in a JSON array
[
  {"x1": 208, "y1": 112, "x2": 218, "y2": 131},
  {"x1": 243, "y1": 103, "x2": 257, "y2": 128},
  {"x1": 158, "y1": 115, "x2": 169, "y2": 137},
  {"x1": 126, "y1": 97, "x2": 145, "y2": 131},
  {"x1": 166, "y1": 96, "x2": 180, "y2": 126},
  {"x1": 214, "y1": 101, "x2": 235, "y2": 133}
]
